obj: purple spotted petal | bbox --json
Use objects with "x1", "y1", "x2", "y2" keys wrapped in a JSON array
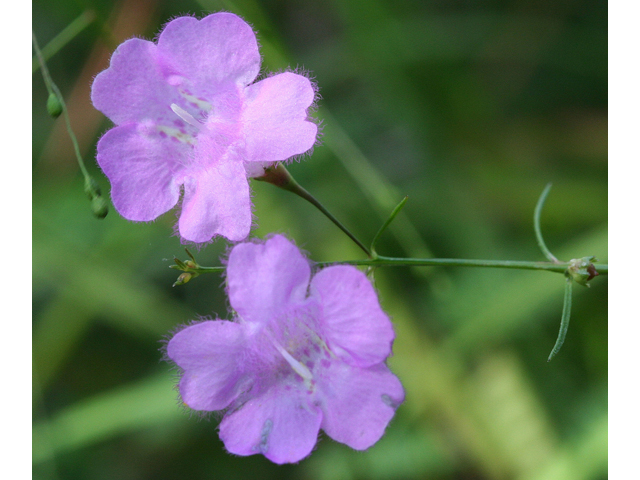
[
  {"x1": 242, "y1": 72, "x2": 318, "y2": 162},
  {"x1": 310, "y1": 266, "x2": 395, "y2": 367},
  {"x1": 219, "y1": 382, "x2": 322, "y2": 464},
  {"x1": 318, "y1": 361, "x2": 404, "y2": 450},
  {"x1": 227, "y1": 235, "x2": 310, "y2": 325},
  {"x1": 96, "y1": 123, "x2": 183, "y2": 221},
  {"x1": 167, "y1": 321, "x2": 248, "y2": 411},
  {"x1": 157, "y1": 13, "x2": 260, "y2": 95}
]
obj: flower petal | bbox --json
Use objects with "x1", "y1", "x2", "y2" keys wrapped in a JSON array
[
  {"x1": 91, "y1": 38, "x2": 184, "y2": 126},
  {"x1": 167, "y1": 321, "x2": 248, "y2": 411},
  {"x1": 318, "y1": 362, "x2": 404, "y2": 450},
  {"x1": 227, "y1": 235, "x2": 311, "y2": 325},
  {"x1": 157, "y1": 13, "x2": 260, "y2": 96},
  {"x1": 310, "y1": 266, "x2": 395, "y2": 367},
  {"x1": 96, "y1": 123, "x2": 183, "y2": 221},
  {"x1": 219, "y1": 383, "x2": 322, "y2": 464},
  {"x1": 177, "y1": 156, "x2": 252, "y2": 243},
  {"x1": 242, "y1": 72, "x2": 318, "y2": 162}
]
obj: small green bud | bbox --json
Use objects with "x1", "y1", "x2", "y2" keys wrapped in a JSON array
[
  {"x1": 567, "y1": 256, "x2": 599, "y2": 287},
  {"x1": 84, "y1": 176, "x2": 102, "y2": 200},
  {"x1": 47, "y1": 92, "x2": 63, "y2": 118},
  {"x1": 91, "y1": 195, "x2": 109, "y2": 219},
  {"x1": 173, "y1": 272, "x2": 193, "y2": 287},
  {"x1": 184, "y1": 260, "x2": 197, "y2": 269}
]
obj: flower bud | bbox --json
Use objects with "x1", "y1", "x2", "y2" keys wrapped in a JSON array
[
  {"x1": 567, "y1": 256, "x2": 599, "y2": 286},
  {"x1": 84, "y1": 176, "x2": 102, "y2": 200},
  {"x1": 173, "y1": 272, "x2": 193, "y2": 287},
  {"x1": 91, "y1": 195, "x2": 109, "y2": 219},
  {"x1": 47, "y1": 93, "x2": 63, "y2": 118}
]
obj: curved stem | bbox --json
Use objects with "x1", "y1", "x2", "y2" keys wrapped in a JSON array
[
  {"x1": 32, "y1": 31, "x2": 90, "y2": 180},
  {"x1": 548, "y1": 277, "x2": 573, "y2": 361},
  {"x1": 534, "y1": 183, "x2": 560, "y2": 263}
]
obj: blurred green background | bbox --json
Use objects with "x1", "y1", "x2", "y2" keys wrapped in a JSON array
[{"x1": 32, "y1": 0, "x2": 607, "y2": 479}]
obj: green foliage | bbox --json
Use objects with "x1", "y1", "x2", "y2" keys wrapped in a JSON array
[{"x1": 33, "y1": 0, "x2": 607, "y2": 478}]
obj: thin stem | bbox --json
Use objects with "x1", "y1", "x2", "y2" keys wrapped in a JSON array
[
  {"x1": 320, "y1": 256, "x2": 576, "y2": 273},
  {"x1": 32, "y1": 31, "x2": 90, "y2": 179},
  {"x1": 534, "y1": 183, "x2": 559, "y2": 263},
  {"x1": 282, "y1": 185, "x2": 372, "y2": 258},
  {"x1": 371, "y1": 196, "x2": 408, "y2": 256},
  {"x1": 175, "y1": 265, "x2": 225, "y2": 274},
  {"x1": 32, "y1": 32, "x2": 55, "y2": 96},
  {"x1": 180, "y1": 256, "x2": 607, "y2": 276},
  {"x1": 548, "y1": 277, "x2": 573, "y2": 361},
  {"x1": 255, "y1": 164, "x2": 371, "y2": 257},
  {"x1": 32, "y1": 10, "x2": 96, "y2": 74}
]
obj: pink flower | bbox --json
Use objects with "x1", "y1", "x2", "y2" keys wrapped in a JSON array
[
  {"x1": 166, "y1": 235, "x2": 404, "y2": 464},
  {"x1": 91, "y1": 13, "x2": 318, "y2": 243}
]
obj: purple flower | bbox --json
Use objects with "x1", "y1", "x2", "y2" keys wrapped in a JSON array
[
  {"x1": 91, "y1": 13, "x2": 318, "y2": 243},
  {"x1": 166, "y1": 235, "x2": 404, "y2": 464}
]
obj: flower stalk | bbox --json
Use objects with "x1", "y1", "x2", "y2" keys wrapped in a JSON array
[
  {"x1": 172, "y1": 251, "x2": 607, "y2": 278},
  {"x1": 33, "y1": 30, "x2": 108, "y2": 218},
  {"x1": 256, "y1": 163, "x2": 372, "y2": 257},
  {"x1": 319, "y1": 257, "x2": 607, "y2": 274}
]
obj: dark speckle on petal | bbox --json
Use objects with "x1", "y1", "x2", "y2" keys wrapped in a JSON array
[
  {"x1": 254, "y1": 418, "x2": 273, "y2": 453},
  {"x1": 381, "y1": 394, "x2": 400, "y2": 410}
]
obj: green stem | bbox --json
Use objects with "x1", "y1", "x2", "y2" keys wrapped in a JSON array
[
  {"x1": 179, "y1": 258, "x2": 607, "y2": 276},
  {"x1": 255, "y1": 164, "x2": 372, "y2": 257},
  {"x1": 184, "y1": 266, "x2": 225, "y2": 274},
  {"x1": 320, "y1": 256, "x2": 576, "y2": 273},
  {"x1": 33, "y1": 30, "x2": 108, "y2": 217},
  {"x1": 32, "y1": 32, "x2": 55, "y2": 96},
  {"x1": 534, "y1": 183, "x2": 560, "y2": 263},
  {"x1": 32, "y1": 31, "x2": 90, "y2": 180}
]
